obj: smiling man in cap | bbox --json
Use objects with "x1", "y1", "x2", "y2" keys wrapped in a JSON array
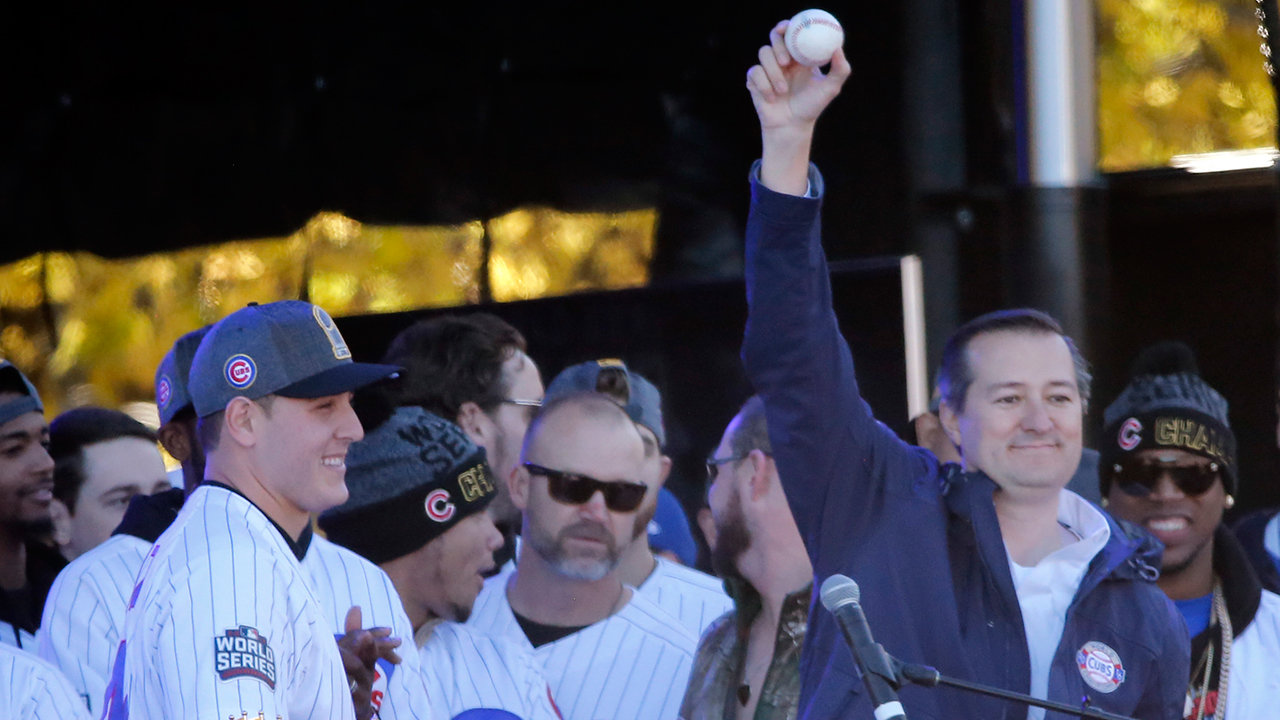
[
  {"x1": 0, "y1": 361, "x2": 61, "y2": 650},
  {"x1": 104, "y1": 300, "x2": 402, "y2": 720}
]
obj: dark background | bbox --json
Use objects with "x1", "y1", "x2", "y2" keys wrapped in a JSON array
[{"x1": 4, "y1": 1, "x2": 1279, "y2": 514}]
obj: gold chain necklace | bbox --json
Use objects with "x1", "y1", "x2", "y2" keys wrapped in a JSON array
[{"x1": 1191, "y1": 580, "x2": 1233, "y2": 720}]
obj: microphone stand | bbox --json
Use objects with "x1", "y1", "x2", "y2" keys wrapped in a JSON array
[{"x1": 855, "y1": 650, "x2": 1139, "y2": 720}]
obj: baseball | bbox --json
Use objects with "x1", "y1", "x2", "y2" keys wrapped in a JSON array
[{"x1": 785, "y1": 9, "x2": 844, "y2": 67}]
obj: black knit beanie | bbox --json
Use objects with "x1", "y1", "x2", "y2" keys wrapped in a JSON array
[
  {"x1": 319, "y1": 406, "x2": 497, "y2": 564},
  {"x1": 1099, "y1": 342, "x2": 1236, "y2": 497}
]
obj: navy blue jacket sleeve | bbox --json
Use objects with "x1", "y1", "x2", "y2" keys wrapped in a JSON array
[{"x1": 740, "y1": 163, "x2": 936, "y2": 576}]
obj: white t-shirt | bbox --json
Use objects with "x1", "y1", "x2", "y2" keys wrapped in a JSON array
[
  {"x1": 467, "y1": 566, "x2": 698, "y2": 720},
  {"x1": 635, "y1": 558, "x2": 733, "y2": 638},
  {"x1": 1006, "y1": 490, "x2": 1110, "y2": 720}
]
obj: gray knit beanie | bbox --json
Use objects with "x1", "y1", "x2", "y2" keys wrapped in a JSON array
[
  {"x1": 1099, "y1": 341, "x2": 1236, "y2": 496},
  {"x1": 319, "y1": 406, "x2": 497, "y2": 564}
]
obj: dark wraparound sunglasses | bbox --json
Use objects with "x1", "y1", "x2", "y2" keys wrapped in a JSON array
[
  {"x1": 1111, "y1": 459, "x2": 1221, "y2": 498},
  {"x1": 523, "y1": 462, "x2": 648, "y2": 512}
]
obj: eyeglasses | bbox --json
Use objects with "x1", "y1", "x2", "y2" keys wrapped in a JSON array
[
  {"x1": 705, "y1": 452, "x2": 752, "y2": 482},
  {"x1": 523, "y1": 462, "x2": 648, "y2": 512},
  {"x1": 1111, "y1": 459, "x2": 1221, "y2": 498}
]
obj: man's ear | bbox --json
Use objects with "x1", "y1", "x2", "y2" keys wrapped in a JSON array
[
  {"x1": 223, "y1": 397, "x2": 261, "y2": 448},
  {"x1": 659, "y1": 455, "x2": 673, "y2": 486},
  {"x1": 157, "y1": 423, "x2": 191, "y2": 464},
  {"x1": 938, "y1": 401, "x2": 963, "y2": 450},
  {"x1": 456, "y1": 401, "x2": 491, "y2": 446},
  {"x1": 509, "y1": 463, "x2": 531, "y2": 511},
  {"x1": 48, "y1": 499, "x2": 73, "y2": 551},
  {"x1": 746, "y1": 449, "x2": 772, "y2": 501}
]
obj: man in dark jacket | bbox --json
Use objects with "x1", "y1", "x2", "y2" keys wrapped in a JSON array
[{"x1": 741, "y1": 19, "x2": 1189, "y2": 720}]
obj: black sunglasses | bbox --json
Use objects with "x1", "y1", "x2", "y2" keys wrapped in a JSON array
[
  {"x1": 1111, "y1": 459, "x2": 1221, "y2": 498},
  {"x1": 523, "y1": 463, "x2": 648, "y2": 512}
]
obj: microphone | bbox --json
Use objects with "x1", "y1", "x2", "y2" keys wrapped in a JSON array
[{"x1": 820, "y1": 574, "x2": 907, "y2": 720}]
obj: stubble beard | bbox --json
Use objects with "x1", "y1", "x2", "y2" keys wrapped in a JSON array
[{"x1": 531, "y1": 519, "x2": 620, "y2": 582}]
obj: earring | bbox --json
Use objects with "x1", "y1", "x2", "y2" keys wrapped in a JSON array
[
  {"x1": 1100, "y1": 497, "x2": 1109, "y2": 508},
  {"x1": 1225, "y1": 495, "x2": 1235, "y2": 510}
]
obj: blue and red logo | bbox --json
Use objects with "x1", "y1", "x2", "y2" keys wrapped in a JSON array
[
  {"x1": 1076, "y1": 641, "x2": 1125, "y2": 693},
  {"x1": 156, "y1": 375, "x2": 172, "y2": 409},
  {"x1": 1118, "y1": 418, "x2": 1142, "y2": 452},
  {"x1": 425, "y1": 489, "x2": 456, "y2": 522},
  {"x1": 215, "y1": 626, "x2": 276, "y2": 689},
  {"x1": 225, "y1": 354, "x2": 257, "y2": 389}
]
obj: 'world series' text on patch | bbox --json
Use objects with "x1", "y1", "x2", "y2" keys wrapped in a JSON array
[{"x1": 215, "y1": 626, "x2": 277, "y2": 689}]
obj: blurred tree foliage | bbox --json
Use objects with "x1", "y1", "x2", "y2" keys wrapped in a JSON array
[
  {"x1": 1097, "y1": 0, "x2": 1278, "y2": 171},
  {"x1": 0, "y1": 207, "x2": 654, "y2": 416}
]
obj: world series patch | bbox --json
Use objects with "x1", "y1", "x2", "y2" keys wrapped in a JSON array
[
  {"x1": 1076, "y1": 641, "x2": 1125, "y2": 693},
  {"x1": 215, "y1": 626, "x2": 277, "y2": 689}
]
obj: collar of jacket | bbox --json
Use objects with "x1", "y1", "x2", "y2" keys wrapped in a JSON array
[
  {"x1": 939, "y1": 463, "x2": 1162, "y2": 594},
  {"x1": 1205, "y1": 525, "x2": 1263, "y2": 643}
]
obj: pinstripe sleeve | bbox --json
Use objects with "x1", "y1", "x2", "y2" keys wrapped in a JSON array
[
  {"x1": 151, "y1": 551, "x2": 287, "y2": 719},
  {"x1": 0, "y1": 643, "x2": 93, "y2": 720},
  {"x1": 36, "y1": 539, "x2": 145, "y2": 717}
]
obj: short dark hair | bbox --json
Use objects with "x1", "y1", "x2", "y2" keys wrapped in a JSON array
[
  {"x1": 382, "y1": 313, "x2": 528, "y2": 419},
  {"x1": 50, "y1": 407, "x2": 158, "y2": 512},
  {"x1": 196, "y1": 396, "x2": 274, "y2": 454},
  {"x1": 937, "y1": 309, "x2": 1092, "y2": 414},
  {"x1": 728, "y1": 396, "x2": 772, "y2": 457}
]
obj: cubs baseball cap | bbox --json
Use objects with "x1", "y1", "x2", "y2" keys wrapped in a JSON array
[
  {"x1": 189, "y1": 300, "x2": 401, "y2": 418},
  {"x1": 319, "y1": 406, "x2": 497, "y2": 564},
  {"x1": 155, "y1": 326, "x2": 211, "y2": 425},
  {"x1": 0, "y1": 360, "x2": 42, "y2": 428},
  {"x1": 545, "y1": 359, "x2": 665, "y2": 447}
]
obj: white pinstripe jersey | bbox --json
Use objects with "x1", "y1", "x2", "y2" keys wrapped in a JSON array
[
  {"x1": 634, "y1": 558, "x2": 731, "y2": 638},
  {"x1": 418, "y1": 620, "x2": 560, "y2": 720},
  {"x1": 0, "y1": 640, "x2": 92, "y2": 720},
  {"x1": 466, "y1": 567, "x2": 698, "y2": 720},
  {"x1": 37, "y1": 533, "x2": 151, "y2": 716},
  {"x1": 103, "y1": 485, "x2": 356, "y2": 720},
  {"x1": 304, "y1": 535, "x2": 437, "y2": 720}
]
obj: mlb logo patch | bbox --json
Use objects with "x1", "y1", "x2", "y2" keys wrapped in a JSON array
[
  {"x1": 215, "y1": 626, "x2": 277, "y2": 689},
  {"x1": 1076, "y1": 641, "x2": 1125, "y2": 693},
  {"x1": 225, "y1": 354, "x2": 257, "y2": 390},
  {"x1": 157, "y1": 376, "x2": 172, "y2": 409}
]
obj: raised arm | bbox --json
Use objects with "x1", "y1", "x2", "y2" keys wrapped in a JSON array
[{"x1": 741, "y1": 21, "x2": 934, "y2": 568}]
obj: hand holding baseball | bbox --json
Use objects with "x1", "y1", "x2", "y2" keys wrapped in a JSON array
[{"x1": 747, "y1": 16, "x2": 851, "y2": 134}]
